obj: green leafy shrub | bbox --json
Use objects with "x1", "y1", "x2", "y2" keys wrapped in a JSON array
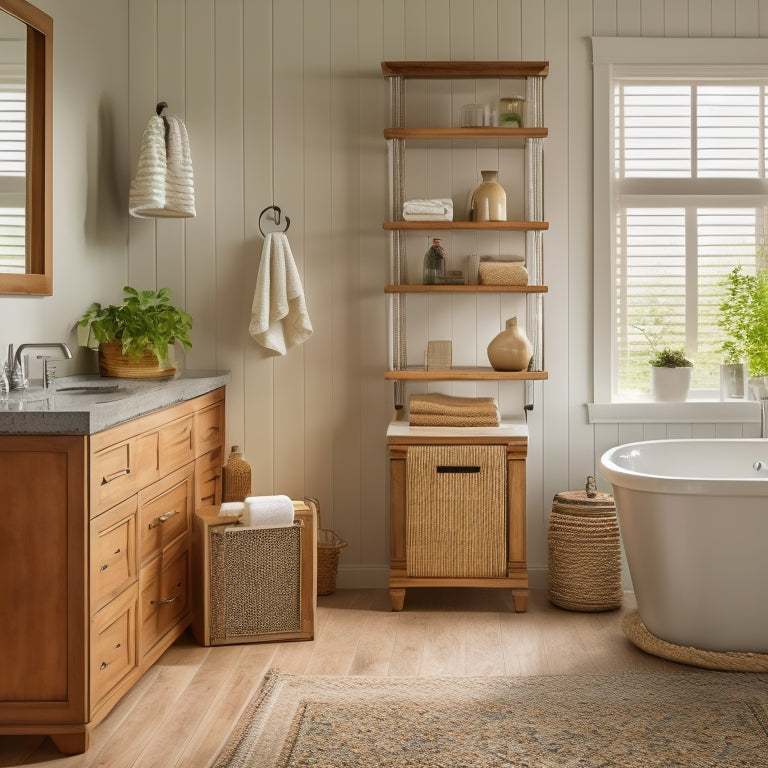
[{"x1": 718, "y1": 266, "x2": 768, "y2": 376}]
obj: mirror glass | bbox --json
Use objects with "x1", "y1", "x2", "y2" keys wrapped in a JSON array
[{"x1": 0, "y1": 0, "x2": 51, "y2": 295}]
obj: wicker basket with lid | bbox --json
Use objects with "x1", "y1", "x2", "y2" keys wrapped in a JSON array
[{"x1": 548, "y1": 476, "x2": 622, "y2": 612}]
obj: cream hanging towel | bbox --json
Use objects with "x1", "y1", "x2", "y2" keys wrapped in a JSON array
[
  {"x1": 249, "y1": 232, "x2": 313, "y2": 355},
  {"x1": 129, "y1": 113, "x2": 196, "y2": 218}
]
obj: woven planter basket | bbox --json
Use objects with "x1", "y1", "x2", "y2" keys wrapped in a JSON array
[
  {"x1": 548, "y1": 478, "x2": 622, "y2": 612},
  {"x1": 98, "y1": 341, "x2": 176, "y2": 379},
  {"x1": 305, "y1": 497, "x2": 347, "y2": 595}
]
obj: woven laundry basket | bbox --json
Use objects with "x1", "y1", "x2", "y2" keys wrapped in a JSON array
[
  {"x1": 305, "y1": 497, "x2": 347, "y2": 595},
  {"x1": 222, "y1": 445, "x2": 251, "y2": 502},
  {"x1": 548, "y1": 477, "x2": 622, "y2": 612}
]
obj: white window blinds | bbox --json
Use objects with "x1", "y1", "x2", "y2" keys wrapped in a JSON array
[{"x1": 612, "y1": 79, "x2": 768, "y2": 398}]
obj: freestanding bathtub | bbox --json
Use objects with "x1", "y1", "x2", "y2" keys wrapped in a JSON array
[{"x1": 599, "y1": 439, "x2": 768, "y2": 654}]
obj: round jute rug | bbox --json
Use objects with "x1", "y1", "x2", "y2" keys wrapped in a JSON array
[{"x1": 622, "y1": 610, "x2": 768, "y2": 672}]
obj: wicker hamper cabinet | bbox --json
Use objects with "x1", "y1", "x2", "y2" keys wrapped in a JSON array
[
  {"x1": 387, "y1": 422, "x2": 528, "y2": 612},
  {"x1": 191, "y1": 502, "x2": 316, "y2": 645}
]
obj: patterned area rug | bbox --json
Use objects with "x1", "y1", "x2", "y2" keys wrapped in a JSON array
[{"x1": 214, "y1": 669, "x2": 768, "y2": 768}]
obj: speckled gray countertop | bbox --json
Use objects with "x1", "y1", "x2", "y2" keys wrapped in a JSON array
[{"x1": 0, "y1": 371, "x2": 231, "y2": 435}]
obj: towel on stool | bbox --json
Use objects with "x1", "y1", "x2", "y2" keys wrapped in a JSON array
[
  {"x1": 218, "y1": 501, "x2": 245, "y2": 517},
  {"x1": 249, "y1": 232, "x2": 313, "y2": 355},
  {"x1": 242, "y1": 494, "x2": 295, "y2": 529}
]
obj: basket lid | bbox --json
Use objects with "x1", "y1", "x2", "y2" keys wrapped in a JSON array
[{"x1": 553, "y1": 476, "x2": 615, "y2": 515}]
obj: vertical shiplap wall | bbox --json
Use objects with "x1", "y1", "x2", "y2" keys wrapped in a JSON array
[{"x1": 125, "y1": 0, "x2": 766, "y2": 590}]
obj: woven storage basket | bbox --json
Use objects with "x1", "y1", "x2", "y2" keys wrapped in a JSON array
[
  {"x1": 548, "y1": 478, "x2": 622, "y2": 612},
  {"x1": 305, "y1": 497, "x2": 347, "y2": 595}
]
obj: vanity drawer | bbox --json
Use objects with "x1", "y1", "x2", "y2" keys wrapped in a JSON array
[
  {"x1": 158, "y1": 414, "x2": 195, "y2": 475},
  {"x1": 140, "y1": 539, "x2": 190, "y2": 654},
  {"x1": 90, "y1": 584, "x2": 139, "y2": 708},
  {"x1": 195, "y1": 447, "x2": 223, "y2": 508},
  {"x1": 90, "y1": 438, "x2": 138, "y2": 515},
  {"x1": 195, "y1": 401, "x2": 224, "y2": 456},
  {"x1": 90, "y1": 496, "x2": 138, "y2": 612},
  {"x1": 138, "y1": 465, "x2": 193, "y2": 566}
]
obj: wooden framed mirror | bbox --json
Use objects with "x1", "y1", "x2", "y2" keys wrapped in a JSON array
[{"x1": 0, "y1": 0, "x2": 52, "y2": 295}]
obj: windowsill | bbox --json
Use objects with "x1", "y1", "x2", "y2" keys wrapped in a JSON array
[{"x1": 587, "y1": 400, "x2": 760, "y2": 424}]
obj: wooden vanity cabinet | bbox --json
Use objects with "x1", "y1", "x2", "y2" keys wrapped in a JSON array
[{"x1": 0, "y1": 387, "x2": 225, "y2": 754}]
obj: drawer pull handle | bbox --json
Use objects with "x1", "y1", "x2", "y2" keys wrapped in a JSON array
[
  {"x1": 101, "y1": 468, "x2": 130, "y2": 485},
  {"x1": 150, "y1": 595, "x2": 179, "y2": 606},
  {"x1": 436, "y1": 465, "x2": 481, "y2": 474},
  {"x1": 99, "y1": 563, "x2": 109, "y2": 572},
  {"x1": 100, "y1": 661, "x2": 108, "y2": 670},
  {"x1": 148, "y1": 509, "x2": 180, "y2": 529}
]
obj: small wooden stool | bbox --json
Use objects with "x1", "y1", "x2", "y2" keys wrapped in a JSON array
[
  {"x1": 191, "y1": 501, "x2": 316, "y2": 645},
  {"x1": 548, "y1": 477, "x2": 622, "y2": 612}
]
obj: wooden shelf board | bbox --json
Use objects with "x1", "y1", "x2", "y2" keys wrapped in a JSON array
[
  {"x1": 384, "y1": 368, "x2": 548, "y2": 381},
  {"x1": 383, "y1": 220, "x2": 548, "y2": 231},
  {"x1": 384, "y1": 127, "x2": 548, "y2": 140},
  {"x1": 381, "y1": 61, "x2": 549, "y2": 79},
  {"x1": 385, "y1": 284, "x2": 548, "y2": 294}
]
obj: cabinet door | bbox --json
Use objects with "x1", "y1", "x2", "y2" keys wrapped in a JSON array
[
  {"x1": 158, "y1": 414, "x2": 195, "y2": 475},
  {"x1": 138, "y1": 465, "x2": 193, "y2": 566},
  {"x1": 195, "y1": 400, "x2": 224, "y2": 456},
  {"x1": 90, "y1": 496, "x2": 138, "y2": 613},
  {"x1": 139, "y1": 537, "x2": 190, "y2": 655},
  {"x1": 195, "y1": 447, "x2": 223, "y2": 508},
  {"x1": 90, "y1": 584, "x2": 139, "y2": 709},
  {"x1": 0, "y1": 436, "x2": 87, "y2": 725}
]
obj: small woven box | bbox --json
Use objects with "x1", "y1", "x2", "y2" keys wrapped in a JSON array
[{"x1": 478, "y1": 262, "x2": 529, "y2": 286}]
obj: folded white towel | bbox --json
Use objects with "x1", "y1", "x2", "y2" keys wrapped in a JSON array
[
  {"x1": 402, "y1": 211, "x2": 454, "y2": 221},
  {"x1": 242, "y1": 494, "x2": 295, "y2": 529},
  {"x1": 129, "y1": 113, "x2": 196, "y2": 218},
  {"x1": 402, "y1": 198, "x2": 453, "y2": 215},
  {"x1": 249, "y1": 232, "x2": 313, "y2": 355},
  {"x1": 218, "y1": 501, "x2": 245, "y2": 517}
]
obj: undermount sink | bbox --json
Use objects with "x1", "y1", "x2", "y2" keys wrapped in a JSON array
[{"x1": 56, "y1": 384, "x2": 123, "y2": 394}]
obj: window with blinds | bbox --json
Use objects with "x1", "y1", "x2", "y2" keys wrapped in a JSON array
[
  {"x1": 612, "y1": 79, "x2": 768, "y2": 398},
  {"x1": 0, "y1": 61, "x2": 26, "y2": 275}
]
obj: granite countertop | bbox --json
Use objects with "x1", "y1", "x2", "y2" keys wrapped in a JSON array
[{"x1": 0, "y1": 371, "x2": 231, "y2": 435}]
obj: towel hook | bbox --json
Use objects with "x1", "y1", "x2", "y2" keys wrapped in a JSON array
[
  {"x1": 258, "y1": 205, "x2": 291, "y2": 236},
  {"x1": 156, "y1": 101, "x2": 168, "y2": 116}
]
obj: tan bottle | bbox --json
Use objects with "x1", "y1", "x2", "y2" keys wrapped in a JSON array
[
  {"x1": 222, "y1": 445, "x2": 252, "y2": 502},
  {"x1": 487, "y1": 316, "x2": 533, "y2": 372}
]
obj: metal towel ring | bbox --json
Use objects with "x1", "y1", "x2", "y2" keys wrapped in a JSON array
[{"x1": 258, "y1": 205, "x2": 291, "y2": 236}]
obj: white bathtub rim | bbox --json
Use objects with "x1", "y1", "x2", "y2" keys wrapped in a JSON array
[{"x1": 599, "y1": 438, "x2": 768, "y2": 495}]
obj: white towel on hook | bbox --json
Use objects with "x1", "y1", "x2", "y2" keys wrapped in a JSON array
[
  {"x1": 249, "y1": 232, "x2": 313, "y2": 355},
  {"x1": 129, "y1": 114, "x2": 196, "y2": 218}
]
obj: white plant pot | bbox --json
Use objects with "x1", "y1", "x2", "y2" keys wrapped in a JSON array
[{"x1": 650, "y1": 366, "x2": 692, "y2": 402}]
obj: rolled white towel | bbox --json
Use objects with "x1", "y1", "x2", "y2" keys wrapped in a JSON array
[
  {"x1": 218, "y1": 501, "x2": 245, "y2": 517},
  {"x1": 243, "y1": 494, "x2": 295, "y2": 529}
]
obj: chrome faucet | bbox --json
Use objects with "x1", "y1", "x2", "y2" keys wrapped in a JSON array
[{"x1": 7, "y1": 342, "x2": 73, "y2": 389}]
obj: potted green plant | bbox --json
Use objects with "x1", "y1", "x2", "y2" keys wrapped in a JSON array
[
  {"x1": 718, "y1": 265, "x2": 768, "y2": 397},
  {"x1": 649, "y1": 347, "x2": 693, "y2": 402},
  {"x1": 78, "y1": 286, "x2": 192, "y2": 379}
]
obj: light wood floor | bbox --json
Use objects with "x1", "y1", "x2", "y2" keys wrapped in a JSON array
[{"x1": 0, "y1": 588, "x2": 688, "y2": 768}]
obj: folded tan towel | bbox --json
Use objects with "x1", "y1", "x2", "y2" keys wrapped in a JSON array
[
  {"x1": 408, "y1": 393, "x2": 500, "y2": 426},
  {"x1": 409, "y1": 413, "x2": 501, "y2": 427},
  {"x1": 409, "y1": 393, "x2": 498, "y2": 416}
]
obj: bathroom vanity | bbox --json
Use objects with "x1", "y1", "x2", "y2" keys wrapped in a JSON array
[{"x1": 0, "y1": 372, "x2": 229, "y2": 754}]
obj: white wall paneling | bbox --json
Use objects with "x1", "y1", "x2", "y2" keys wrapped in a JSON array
[{"x1": 2, "y1": 1, "x2": 765, "y2": 592}]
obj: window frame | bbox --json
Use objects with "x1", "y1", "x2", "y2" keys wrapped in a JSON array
[{"x1": 592, "y1": 37, "x2": 768, "y2": 407}]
